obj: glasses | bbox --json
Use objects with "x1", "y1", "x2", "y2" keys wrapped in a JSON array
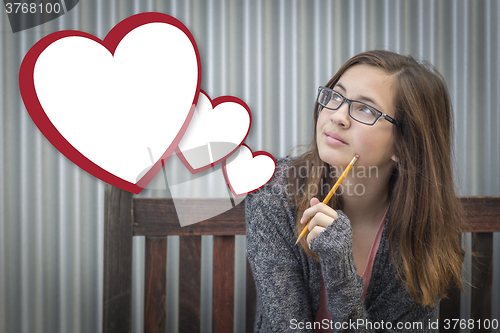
[{"x1": 316, "y1": 86, "x2": 401, "y2": 127}]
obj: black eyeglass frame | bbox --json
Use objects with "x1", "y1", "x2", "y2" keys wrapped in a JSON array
[{"x1": 317, "y1": 86, "x2": 402, "y2": 127}]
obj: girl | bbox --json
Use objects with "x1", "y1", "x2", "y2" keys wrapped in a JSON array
[{"x1": 245, "y1": 50, "x2": 465, "y2": 332}]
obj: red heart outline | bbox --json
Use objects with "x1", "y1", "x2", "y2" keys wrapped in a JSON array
[
  {"x1": 19, "y1": 12, "x2": 202, "y2": 194},
  {"x1": 222, "y1": 143, "x2": 276, "y2": 197},
  {"x1": 175, "y1": 89, "x2": 252, "y2": 174}
]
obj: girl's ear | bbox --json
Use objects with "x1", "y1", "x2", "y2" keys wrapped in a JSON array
[{"x1": 391, "y1": 154, "x2": 399, "y2": 163}]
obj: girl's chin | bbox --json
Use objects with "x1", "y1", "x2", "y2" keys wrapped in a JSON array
[{"x1": 318, "y1": 150, "x2": 352, "y2": 167}]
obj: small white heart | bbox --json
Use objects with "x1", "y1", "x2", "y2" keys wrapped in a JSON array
[{"x1": 223, "y1": 144, "x2": 276, "y2": 197}]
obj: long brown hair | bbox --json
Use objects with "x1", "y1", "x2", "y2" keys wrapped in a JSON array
[{"x1": 288, "y1": 50, "x2": 465, "y2": 307}]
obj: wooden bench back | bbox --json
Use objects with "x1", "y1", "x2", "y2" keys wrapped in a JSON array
[
  {"x1": 136, "y1": 197, "x2": 252, "y2": 333},
  {"x1": 102, "y1": 184, "x2": 500, "y2": 333}
]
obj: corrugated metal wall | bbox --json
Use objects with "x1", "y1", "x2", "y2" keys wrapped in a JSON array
[{"x1": 1, "y1": 0, "x2": 499, "y2": 332}]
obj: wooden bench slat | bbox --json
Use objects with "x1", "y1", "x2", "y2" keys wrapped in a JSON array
[
  {"x1": 103, "y1": 185, "x2": 134, "y2": 333},
  {"x1": 470, "y1": 233, "x2": 493, "y2": 333},
  {"x1": 213, "y1": 236, "x2": 235, "y2": 332},
  {"x1": 132, "y1": 196, "x2": 500, "y2": 235},
  {"x1": 133, "y1": 199, "x2": 246, "y2": 236},
  {"x1": 144, "y1": 237, "x2": 167, "y2": 333},
  {"x1": 246, "y1": 258, "x2": 257, "y2": 333},
  {"x1": 461, "y1": 196, "x2": 500, "y2": 232},
  {"x1": 179, "y1": 236, "x2": 202, "y2": 332}
]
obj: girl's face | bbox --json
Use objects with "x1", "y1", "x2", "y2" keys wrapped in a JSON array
[{"x1": 316, "y1": 64, "x2": 398, "y2": 170}]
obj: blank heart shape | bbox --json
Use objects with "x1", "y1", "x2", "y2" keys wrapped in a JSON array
[
  {"x1": 19, "y1": 13, "x2": 201, "y2": 193},
  {"x1": 223, "y1": 144, "x2": 276, "y2": 197},
  {"x1": 176, "y1": 90, "x2": 251, "y2": 174}
]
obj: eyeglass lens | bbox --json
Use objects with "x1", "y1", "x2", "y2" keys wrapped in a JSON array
[{"x1": 318, "y1": 88, "x2": 378, "y2": 125}]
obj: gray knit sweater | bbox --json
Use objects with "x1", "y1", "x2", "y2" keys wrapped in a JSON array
[{"x1": 245, "y1": 158, "x2": 436, "y2": 332}]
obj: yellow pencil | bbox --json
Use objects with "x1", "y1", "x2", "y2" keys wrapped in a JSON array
[{"x1": 295, "y1": 154, "x2": 359, "y2": 245}]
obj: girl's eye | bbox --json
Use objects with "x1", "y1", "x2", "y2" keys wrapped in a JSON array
[
  {"x1": 361, "y1": 106, "x2": 375, "y2": 115},
  {"x1": 332, "y1": 93, "x2": 342, "y2": 102}
]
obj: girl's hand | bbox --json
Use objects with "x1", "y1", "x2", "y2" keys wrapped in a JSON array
[{"x1": 300, "y1": 198, "x2": 338, "y2": 248}]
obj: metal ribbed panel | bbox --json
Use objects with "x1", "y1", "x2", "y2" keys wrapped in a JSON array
[
  {"x1": 0, "y1": 8, "x2": 6, "y2": 333},
  {"x1": 1, "y1": 1, "x2": 499, "y2": 333}
]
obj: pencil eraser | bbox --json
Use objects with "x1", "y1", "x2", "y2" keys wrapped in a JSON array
[{"x1": 355, "y1": 154, "x2": 359, "y2": 159}]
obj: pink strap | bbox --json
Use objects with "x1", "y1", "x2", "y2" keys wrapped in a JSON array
[{"x1": 361, "y1": 206, "x2": 389, "y2": 299}]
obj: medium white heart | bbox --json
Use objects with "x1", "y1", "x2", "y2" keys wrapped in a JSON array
[
  {"x1": 223, "y1": 144, "x2": 276, "y2": 197},
  {"x1": 176, "y1": 90, "x2": 251, "y2": 173},
  {"x1": 21, "y1": 13, "x2": 200, "y2": 193}
]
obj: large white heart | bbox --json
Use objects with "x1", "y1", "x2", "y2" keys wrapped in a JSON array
[
  {"x1": 223, "y1": 144, "x2": 276, "y2": 197},
  {"x1": 176, "y1": 90, "x2": 251, "y2": 174},
  {"x1": 19, "y1": 13, "x2": 201, "y2": 193}
]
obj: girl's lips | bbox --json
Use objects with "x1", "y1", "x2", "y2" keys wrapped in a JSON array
[{"x1": 325, "y1": 133, "x2": 348, "y2": 146}]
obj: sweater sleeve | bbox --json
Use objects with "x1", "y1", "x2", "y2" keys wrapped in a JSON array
[
  {"x1": 310, "y1": 211, "x2": 436, "y2": 332},
  {"x1": 246, "y1": 171, "x2": 315, "y2": 332}
]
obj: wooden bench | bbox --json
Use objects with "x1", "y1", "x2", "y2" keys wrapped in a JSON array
[{"x1": 102, "y1": 184, "x2": 500, "y2": 333}]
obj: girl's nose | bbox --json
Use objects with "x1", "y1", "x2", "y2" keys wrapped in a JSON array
[{"x1": 330, "y1": 102, "x2": 351, "y2": 128}]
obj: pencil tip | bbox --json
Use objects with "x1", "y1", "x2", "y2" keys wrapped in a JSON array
[{"x1": 295, "y1": 236, "x2": 302, "y2": 245}]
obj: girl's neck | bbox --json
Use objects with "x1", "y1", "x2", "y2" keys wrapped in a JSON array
[
  {"x1": 342, "y1": 191, "x2": 390, "y2": 227},
  {"x1": 339, "y1": 165, "x2": 393, "y2": 227}
]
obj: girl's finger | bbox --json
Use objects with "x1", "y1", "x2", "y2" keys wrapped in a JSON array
[
  {"x1": 300, "y1": 202, "x2": 338, "y2": 224},
  {"x1": 300, "y1": 198, "x2": 321, "y2": 224},
  {"x1": 307, "y1": 226, "x2": 325, "y2": 246},
  {"x1": 310, "y1": 197, "x2": 321, "y2": 207},
  {"x1": 307, "y1": 212, "x2": 334, "y2": 231}
]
